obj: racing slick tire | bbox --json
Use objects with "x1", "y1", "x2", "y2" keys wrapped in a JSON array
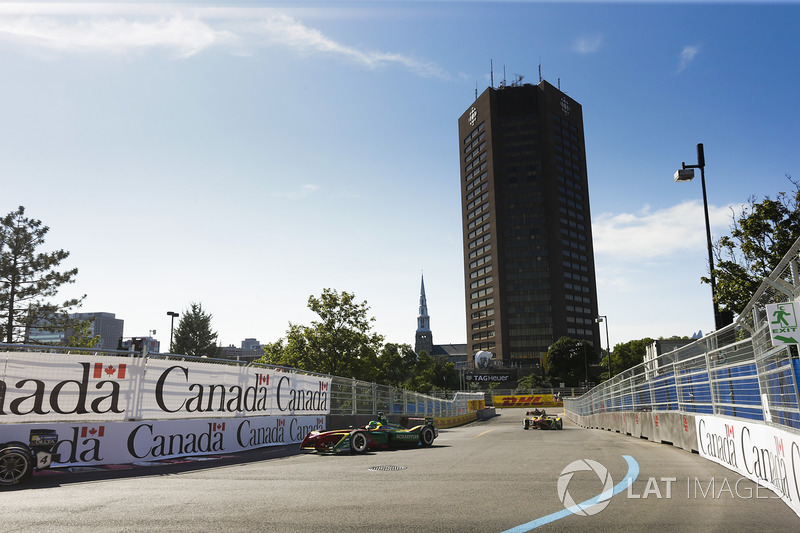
[
  {"x1": 0, "y1": 443, "x2": 34, "y2": 486},
  {"x1": 350, "y1": 431, "x2": 369, "y2": 454},
  {"x1": 523, "y1": 419, "x2": 530, "y2": 430},
  {"x1": 419, "y1": 426, "x2": 435, "y2": 447},
  {"x1": 556, "y1": 419, "x2": 563, "y2": 430}
]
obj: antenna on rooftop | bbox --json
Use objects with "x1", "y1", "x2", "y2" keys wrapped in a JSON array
[
  {"x1": 475, "y1": 82, "x2": 478, "y2": 99},
  {"x1": 490, "y1": 59, "x2": 494, "y2": 88},
  {"x1": 539, "y1": 61, "x2": 542, "y2": 83}
]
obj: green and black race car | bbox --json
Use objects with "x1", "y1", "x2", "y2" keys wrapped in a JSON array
[{"x1": 300, "y1": 413, "x2": 438, "y2": 453}]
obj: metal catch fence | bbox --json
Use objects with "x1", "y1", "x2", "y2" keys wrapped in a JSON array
[{"x1": 565, "y1": 236, "x2": 800, "y2": 432}]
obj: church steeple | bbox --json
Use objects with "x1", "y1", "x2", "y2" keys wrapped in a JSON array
[{"x1": 415, "y1": 274, "x2": 433, "y2": 354}]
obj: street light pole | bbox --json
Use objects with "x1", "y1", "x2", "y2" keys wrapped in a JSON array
[
  {"x1": 576, "y1": 341, "x2": 588, "y2": 388},
  {"x1": 675, "y1": 143, "x2": 721, "y2": 330},
  {"x1": 596, "y1": 316, "x2": 612, "y2": 378},
  {"x1": 167, "y1": 311, "x2": 179, "y2": 353}
]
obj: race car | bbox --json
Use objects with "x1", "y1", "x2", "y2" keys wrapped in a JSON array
[
  {"x1": 300, "y1": 413, "x2": 438, "y2": 454},
  {"x1": 0, "y1": 429, "x2": 60, "y2": 486},
  {"x1": 525, "y1": 408, "x2": 547, "y2": 417},
  {"x1": 523, "y1": 413, "x2": 563, "y2": 430}
]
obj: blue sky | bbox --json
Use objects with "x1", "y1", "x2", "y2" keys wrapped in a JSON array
[{"x1": 2, "y1": 1, "x2": 799, "y2": 352}]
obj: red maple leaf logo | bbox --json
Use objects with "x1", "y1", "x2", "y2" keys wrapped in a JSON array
[
  {"x1": 89, "y1": 427, "x2": 97, "y2": 436},
  {"x1": 104, "y1": 365, "x2": 117, "y2": 376}
]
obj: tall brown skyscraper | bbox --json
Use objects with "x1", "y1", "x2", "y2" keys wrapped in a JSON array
[{"x1": 458, "y1": 80, "x2": 600, "y2": 369}]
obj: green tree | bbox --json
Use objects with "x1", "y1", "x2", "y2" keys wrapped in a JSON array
[
  {"x1": 376, "y1": 343, "x2": 417, "y2": 388},
  {"x1": 712, "y1": 177, "x2": 800, "y2": 315},
  {"x1": 172, "y1": 302, "x2": 219, "y2": 358},
  {"x1": 515, "y1": 371, "x2": 551, "y2": 391},
  {"x1": 256, "y1": 289, "x2": 384, "y2": 381},
  {"x1": 66, "y1": 317, "x2": 100, "y2": 349},
  {"x1": 0, "y1": 206, "x2": 83, "y2": 343},
  {"x1": 404, "y1": 352, "x2": 458, "y2": 393},
  {"x1": 546, "y1": 337, "x2": 594, "y2": 387},
  {"x1": 608, "y1": 338, "x2": 653, "y2": 375}
]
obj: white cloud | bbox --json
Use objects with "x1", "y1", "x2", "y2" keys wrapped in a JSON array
[
  {"x1": 573, "y1": 35, "x2": 602, "y2": 55},
  {"x1": 677, "y1": 45, "x2": 700, "y2": 73},
  {"x1": 0, "y1": 4, "x2": 450, "y2": 77},
  {"x1": 592, "y1": 200, "x2": 731, "y2": 260},
  {"x1": 0, "y1": 14, "x2": 231, "y2": 57},
  {"x1": 272, "y1": 183, "x2": 319, "y2": 199},
  {"x1": 251, "y1": 13, "x2": 449, "y2": 77},
  {"x1": 592, "y1": 200, "x2": 734, "y2": 344}
]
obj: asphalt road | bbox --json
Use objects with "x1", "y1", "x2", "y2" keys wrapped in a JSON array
[{"x1": 3, "y1": 409, "x2": 799, "y2": 532}]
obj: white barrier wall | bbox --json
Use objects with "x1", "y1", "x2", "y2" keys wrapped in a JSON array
[
  {"x1": 1, "y1": 352, "x2": 331, "y2": 422},
  {"x1": 0, "y1": 351, "x2": 333, "y2": 466},
  {"x1": 566, "y1": 407, "x2": 800, "y2": 518},
  {"x1": 696, "y1": 415, "x2": 800, "y2": 516},
  {"x1": 1, "y1": 415, "x2": 326, "y2": 466}
]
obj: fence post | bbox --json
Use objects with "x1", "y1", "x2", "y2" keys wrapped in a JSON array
[{"x1": 351, "y1": 378, "x2": 357, "y2": 415}]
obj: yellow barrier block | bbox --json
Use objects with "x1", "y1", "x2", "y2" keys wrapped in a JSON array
[{"x1": 435, "y1": 412, "x2": 478, "y2": 428}]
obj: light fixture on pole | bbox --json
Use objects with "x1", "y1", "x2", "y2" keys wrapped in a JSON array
[
  {"x1": 167, "y1": 311, "x2": 179, "y2": 353},
  {"x1": 674, "y1": 143, "x2": 722, "y2": 330},
  {"x1": 595, "y1": 316, "x2": 612, "y2": 379}
]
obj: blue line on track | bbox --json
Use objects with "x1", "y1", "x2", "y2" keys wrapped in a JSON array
[{"x1": 501, "y1": 455, "x2": 640, "y2": 533}]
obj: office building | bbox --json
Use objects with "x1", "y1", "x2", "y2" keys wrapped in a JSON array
[
  {"x1": 457, "y1": 79, "x2": 600, "y2": 368},
  {"x1": 27, "y1": 311, "x2": 124, "y2": 350}
]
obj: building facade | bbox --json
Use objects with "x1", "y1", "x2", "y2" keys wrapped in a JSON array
[
  {"x1": 27, "y1": 311, "x2": 124, "y2": 350},
  {"x1": 457, "y1": 80, "x2": 600, "y2": 368},
  {"x1": 220, "y1": 338, "x2": 264, "y2": 362}
]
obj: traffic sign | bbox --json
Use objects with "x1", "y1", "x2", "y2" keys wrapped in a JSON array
[{"x1": 765, "y1": 301, "x2": 800, "y2": 345}]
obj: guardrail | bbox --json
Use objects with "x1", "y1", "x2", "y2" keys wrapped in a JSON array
[
  {"x1": 564, "y1": 236, "x2": 800, "y2": 432},
  {"x1": 1, "y1": 343, "x2": 483, "y2": 420}
]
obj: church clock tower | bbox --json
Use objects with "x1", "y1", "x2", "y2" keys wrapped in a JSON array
[{"x1": 415, "y1": 274, "x2": 434, "y2": 355}]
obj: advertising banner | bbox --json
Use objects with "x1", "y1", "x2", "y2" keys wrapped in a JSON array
[
  {"x1": 1, "y1": 352, "x2": 142, "y2": 423},
  {"x1": 0, "y1": 352, "x2": 332, "y2": 423},
  {"x1": 467, "y1": 399, "x2": 486, "y2": 411},
  {"x1": 465, "y1": 373, "x2": 513, "y2": 383},
  {"x1": 492, "y1": 394, "x2": 563, "y2": 408},
  {"x1": 695, "y1": 415, "x2": 800, "y2": 516},
  {"x1": 0, "y1": 415, "x2": 325, "y2": 466}
]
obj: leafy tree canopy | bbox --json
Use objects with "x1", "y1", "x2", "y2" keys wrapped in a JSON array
[
  {"x1": 404, "y1": 351, "x2": 459, "y2": 393},
  {"x1": 515, "y1": 371, "x2": 551, "y2": 391},
  {"x1": 546, "y1": 337, "x2": 595, "y2": 387},
  {"x1": 711, "y1": 176, "x2": 800, "y2": 315},
  {"x1": 67, "y1": 317, "x2": 100, "y2": 349},
  {"x1": 376, "y1": 342, "x2": 418, "y2": 388},
  {"x1": 172, "y1": 302, "x2": 219, "y2": 358},
  {"x1": 0, "y1": 206, "x2": 83, "y2": 343},
  {"x1": 608, "y1": 338, "x2": 654, "y2": 375},
  {"x1": 257, "y1": 289, "x2": 384, "y2": 381}
]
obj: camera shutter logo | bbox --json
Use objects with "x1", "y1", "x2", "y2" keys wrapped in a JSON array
[{"x1": 557, "y1": 459, "x2": 613, "y2": 516}]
